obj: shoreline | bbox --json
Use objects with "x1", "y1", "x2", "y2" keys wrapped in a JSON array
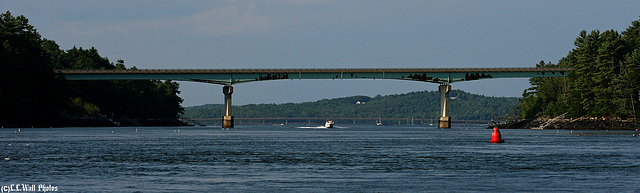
[
  {"x1": 493, "y1": 117, "x2": 640, "y2": 130},
  {"x1": 1, "y1": 118, "x2": 188, "y2": 128}
]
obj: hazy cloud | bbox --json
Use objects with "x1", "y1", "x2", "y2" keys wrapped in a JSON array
[
  {"x1": 266, "y1": 0, "x2": 338, "y2": 6},
  {"x1": 49, "y1": 2, "x2": 274, "y2": 37},
  {"x1": 182, "y1": 2, "x2": 272, "y2": 36}
]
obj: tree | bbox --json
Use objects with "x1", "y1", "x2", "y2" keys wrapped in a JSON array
[
  {"x1": 183, "y1": 90, "x2": 519, "y2": 121},
  {"x1": 517, "y1": 61, "x2": 569, "y2": 119},
  {"x1": 615, "y1": 48, "x2": 640, "y2": 118},
  {"x1": 0, "y1": 11, "x2": 68, "y2": 126},
  {"x1": 1, "y1": 12, "x2": 185, "y2": 127},
  {"x1": 519, "y1": 17, "x2": 640, "y2": 119}
]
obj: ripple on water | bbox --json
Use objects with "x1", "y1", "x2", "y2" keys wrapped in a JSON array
[{"x1": 1, "y1": 126, "x2": 639, "y2": 192}]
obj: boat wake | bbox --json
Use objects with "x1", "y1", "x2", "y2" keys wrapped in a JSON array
[
  {"x1": 296, "y1": 126, "x2": 329, "y2": 129},
  {"x1": 296, "y1": 126, "x2": 350, "y2": 129}
]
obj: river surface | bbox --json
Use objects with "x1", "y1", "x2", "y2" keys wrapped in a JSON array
[{"x1": 1, "y1": 125, "x2": 639, "y2": 192}]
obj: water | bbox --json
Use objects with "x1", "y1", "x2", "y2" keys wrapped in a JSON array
[{"x1": 1, "y1": 125, "x2": 639, "y2": 192}]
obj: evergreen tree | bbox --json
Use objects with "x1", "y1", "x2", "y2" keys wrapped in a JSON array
[
  {"x1": 1, "y1": 12, "x2": 185, "y2": 127},
  {"x1": 184, "y1": 90, "x2": 519, "y2": 121},
  {"x1": 519, "y1": 17, "x2": 640, "y2": 119},
  {"x1": 0, "y1": 11, "x2": 68, "y2": 126}
]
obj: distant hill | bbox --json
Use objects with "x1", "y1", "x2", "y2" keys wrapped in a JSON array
[{"x1": 184, "y1": 90, "x2": 519, "y2": 121}]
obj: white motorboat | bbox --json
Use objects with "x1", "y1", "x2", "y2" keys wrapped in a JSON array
[{"x1": 325, "y1": 120, "x2": 334, "y2": 128}]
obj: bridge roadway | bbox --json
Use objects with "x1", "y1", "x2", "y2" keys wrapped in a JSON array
[
  {"x1": 55, "y1": 67, "x2": 571, "y2": 128},
  {"x1": 55, "y1": 67, "x2": 570, "y2": 84}
]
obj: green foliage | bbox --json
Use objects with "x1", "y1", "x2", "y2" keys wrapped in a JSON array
[
  {"x1": 518, "y1": 61, "x2": 569, "y2": 119},
  {"x1": 47, "y1": 45, "x2": 185, "y2": 120},
  {"x1": 519, "y1": 17, "x2": 640, "y2": 119},
  {"x1": 68, "y1": 97, "x2": 100, "y2": 115},
  {"x1": 0, "y1": 11, "x2": 184, "y2": 127},
  {"x1": 184, "y1": 90, "x2": 519, "y2": 120},
  {"x1": 0, "y1": 11, "x2": 68, "y2": 126}
]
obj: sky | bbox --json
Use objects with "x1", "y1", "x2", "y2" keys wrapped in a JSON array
[{"x1": 3, "y1": 0, "x2": 640, "y2": 107}]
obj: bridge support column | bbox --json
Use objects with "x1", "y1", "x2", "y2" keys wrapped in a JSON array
[
  {"x1": 222, "y1": 86, "x2": 234, "y2": 128},
  {"x1": 439, "y1": 84, "x2": 451, "y2": 128}
]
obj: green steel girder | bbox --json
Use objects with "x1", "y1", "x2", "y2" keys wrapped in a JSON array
[{"x1": 55, "y1": 67, "x2": 571, "y2": 85}]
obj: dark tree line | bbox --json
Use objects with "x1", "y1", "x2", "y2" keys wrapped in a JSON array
[
  {"x1": 184, "y1": 90, "x2": 519, "y2": 121},
  {"x1": 0, "y1": 11, "x2": 183, "y2": 127},
  {"x1": 519, "y1": 17, "x2": 640, "y2": 119}
]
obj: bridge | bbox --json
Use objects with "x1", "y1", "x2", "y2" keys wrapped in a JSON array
[{"x1": 55, "y1": 67, "x2": 571, "y2": 128}]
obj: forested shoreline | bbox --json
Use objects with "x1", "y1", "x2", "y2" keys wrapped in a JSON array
[
  {"x1": 184, "y1": 90, "x2": 520, "y2": 122},
  {"x1": 506, "y1": 17, "x2": 640, "y2": 129},
  {"x1": 0, "y1": 11, "x2": 185, "y2": 127},
  {"x1": 519, "y1": 18, "x2": 640, "y2": 119}
]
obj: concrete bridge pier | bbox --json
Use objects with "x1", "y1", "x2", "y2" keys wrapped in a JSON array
[
  {"x1": 439, "y1": 84, "x2": 451, "y2": 128},
  {"x1": 222, "y1": 86, "x2": 234, "y2": 128}
]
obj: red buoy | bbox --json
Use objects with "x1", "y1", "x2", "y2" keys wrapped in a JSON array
[{"x1": 489, "y1": 127, "x2": 504, "y2": 143}]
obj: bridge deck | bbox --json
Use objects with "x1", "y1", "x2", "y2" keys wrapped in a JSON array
[{"x1": 55, "y1": 67, "x2": 571, "y2": 85}]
